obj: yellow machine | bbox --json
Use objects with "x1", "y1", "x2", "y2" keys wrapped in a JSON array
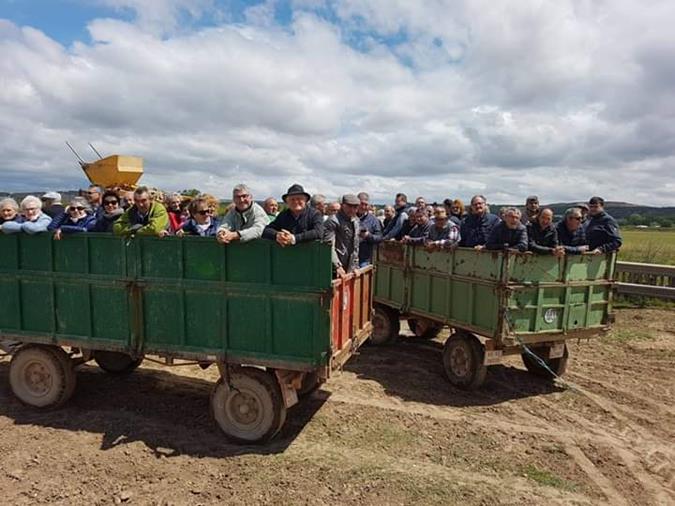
[
  {"x1": 67, "y1": 142, "x2": 144, "y2": 188},
  {"x1": 81, "y1": 155, "x2": 144, "y2": 188}
]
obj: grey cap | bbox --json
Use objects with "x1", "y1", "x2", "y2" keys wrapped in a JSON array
[
  {"x1": 342, "y1": 194, "x2": 360, "y2": 205},
  {"x1": 42, "y1": 191, "x2": 61, "y2": 201}
]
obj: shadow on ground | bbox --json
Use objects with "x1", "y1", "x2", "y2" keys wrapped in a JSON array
[
  {"x1": 0, "y1": 360, "x2": 327, "y2": 458},
  {"x1": 344, "y1": 335, "x2": 564, "y2": 407}
]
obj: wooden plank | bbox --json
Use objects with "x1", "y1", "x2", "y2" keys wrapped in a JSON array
[
  {"x1": 616, "y1": 261, "x2": 675, "y2": 277},
  {"x1": 616, "y1": 282, "x2": 675, "y2": 299}
]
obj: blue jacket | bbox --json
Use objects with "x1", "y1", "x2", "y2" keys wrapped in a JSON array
[
  {"x1": 584, "y1": 212, "x2": 622, "y2": 253},
  {"x1": 382, "y1": 205, "x2": 409, "y2": 240},
  {"x1": 180, "y1": 218, "x2": 220, "y2": 237},
  {"x1": 556, "y1": 221, "x2": 587, "y2": 254},
  {"x1": 358, "y1": 212, "x2": 383, "y2": 265},
  {"x1": 48, "y1": 212, "x2": 96, "y2": 234},
  {"x1": 486, "y1": 222, "x2": 528, "y2": 252},
  {"x1": 1, "y1": 213, "x2": 52, "y2": 234},
  {"x1": 460, "y1": 212, "x2": 501, "y2": 247}
]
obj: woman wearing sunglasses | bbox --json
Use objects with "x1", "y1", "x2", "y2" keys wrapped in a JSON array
[
  {"x1": 48, "y1": 197, "x2": 96, "y2": 240},
  {"x1": 176, "y1": 197, "x2": 219, "y2": 237},
  {"x1": 89, "y1": 190, "x2": 125, "y2": 233}
]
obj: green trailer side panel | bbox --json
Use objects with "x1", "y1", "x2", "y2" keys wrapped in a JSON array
[
  {"x1": 0, "y1": 234, "x2": 334, "y2": 368},
  {"x1": 374, "y1": 243, "x2": 615, "y2": 342}
]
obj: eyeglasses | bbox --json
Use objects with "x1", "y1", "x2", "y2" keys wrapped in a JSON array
[{"x1": 234, "y1": 194, "x2": 251, "y2": 200}]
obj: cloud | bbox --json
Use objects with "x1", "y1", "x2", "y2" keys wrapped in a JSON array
[{"x1": 0, "y1": 1, "x2": 674, "y2": 205}]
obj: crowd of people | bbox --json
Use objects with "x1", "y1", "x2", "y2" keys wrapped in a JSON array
[{"x1": 0, "y1": 183, "x2": 622, "y2": 278}]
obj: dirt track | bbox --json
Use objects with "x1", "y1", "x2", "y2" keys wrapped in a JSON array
[{"x1": 0, "y1": 308, "x2": 673, "y2": 505}]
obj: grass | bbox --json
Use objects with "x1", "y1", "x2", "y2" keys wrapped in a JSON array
[
  {"x1": 619, "y1": 228, "x2": 675, "y2": 265},
  {"x1": 604, "y1": 328, "x2": 655, "y2": 343},
  {"x1": 522, "y1": 464, "x2": 578, "y2": 491}
]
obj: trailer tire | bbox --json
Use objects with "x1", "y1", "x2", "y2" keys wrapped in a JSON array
[
  {"x1": 48, "y1": 347, "x2": 77, "y2": 402},
  {"x1": 297, "y1": 371, "x2": 321, "y2": 397},
  {"x1": 407, "y1": 318, "x2": 443, "y2": 339},
  {"x1": 521, "y1": 344, "x2": 569, "y2": 379},
  {"x1": 94, "y1": 351, "x2": 143, "y2": 375},
  {"x1": 442, "y1": 332, "x2": 487, "y2": 390},
  {"x1": 9, "y1": 345, "x2": 75, "y2": 408},
  {"x1": 211, "y1": 368, "x2": 287, "y2": 444},
  {"x1": 371, "y1": 304, "x2": 400, "y2": 345}
]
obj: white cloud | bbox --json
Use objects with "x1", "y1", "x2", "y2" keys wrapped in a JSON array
[{"x1": 0, "y1": 1, "x2": 674, "y2": 205}]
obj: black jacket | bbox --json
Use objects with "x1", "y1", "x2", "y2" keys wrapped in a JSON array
[
  {"x1": 485, "y1": 222, "x2": 528, "y2": 252},
  {"x1": 584, "y1": 212, "x2": 622, "y2": 252},
  {"x1": 262, "y1": 206, "x2": 324, "y2": 244},
  {"x1": 460, "y1": 212, "x2": 501, "y2": 247},
  {"x1": 556, "y1": 221, "x2": 587, "y2": 254},
  {"x1": 527, "y1": 222, "x2": 559, "y2": 254}
]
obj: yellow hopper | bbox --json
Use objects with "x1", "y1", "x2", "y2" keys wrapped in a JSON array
[{"x1": 81, "y1": 155, "x2": 144, "y2": 188}]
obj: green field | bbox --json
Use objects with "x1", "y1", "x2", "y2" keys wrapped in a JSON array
[{"x1": 619, "y1": 228, "x2": 675, "y2": 265}]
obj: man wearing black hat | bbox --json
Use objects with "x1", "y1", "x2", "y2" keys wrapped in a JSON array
[
  {"x1": 324, "y1": 194, "x2": 360, "y2": 277},
  {"x1": 262, "y1": 184, "x2": 324, "y2": 246},
  {"x1": 585, "y1": 196, "x2": 622, "y2": 254}
]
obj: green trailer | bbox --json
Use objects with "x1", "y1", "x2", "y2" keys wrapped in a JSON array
[
  {"x1": 0, "y1": 233, "x2": 373, "y2": 443},
  {"x1": 372, "y1": 242, "x2": 616, "y2": 389}
]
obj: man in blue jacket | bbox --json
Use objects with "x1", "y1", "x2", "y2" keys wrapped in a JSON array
[
  {"x1": 485, "y1": 207, "x2": 528, "y2": 252},
  {"x1": 585, "y1": 196, "x2": 622, "y2": 254},
  {"x1": 356, "y1": 192, "x2": 382, "y2": 267},
  {"x1": 460, "y1": 195, "x2": 501, "y2": 248}
]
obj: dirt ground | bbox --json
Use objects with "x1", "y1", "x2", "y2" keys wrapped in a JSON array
[{"x1": 0, "y1": 308, "x2": 673, "y2": 505}]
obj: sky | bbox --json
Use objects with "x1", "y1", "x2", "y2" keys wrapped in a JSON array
[{"x1": 1, "y1": 0, "x2": 674, "y2": 205}]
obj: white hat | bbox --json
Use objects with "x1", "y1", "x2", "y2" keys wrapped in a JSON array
[{"x1": 42, "y1": 191, "x2": 62, "y2": 201}]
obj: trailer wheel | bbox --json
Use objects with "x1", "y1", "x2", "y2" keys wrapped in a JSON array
[
  {"x1": 211, "y1": 368, "x2": 287, "y2": 444},
  {"x1": 407, "y1": 318, "x2": 443, "y2": 339},
  {"x1": 297, "y1": 371, "x2": 321, "y2": 397},
  {"x1": 521, "y1": 344, "x2": 569, "y2": 379},
  {"x1": 371, "y1": 304, "x2": 400, "y2": 345},
  {"x1": 9, "y1": 345, "x2": 76, "y2": 408},
  {"x1": 94, "y1": 351, "x2": 143, "y2": 375},
  {"x1": 48, "y1": 347, "x2": 77, "y2": 401},
  {"x1": 442, "y1": 332, "x2": 487, "y2": 390}
]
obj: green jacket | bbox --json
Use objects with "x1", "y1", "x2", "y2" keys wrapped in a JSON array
[{"x1": 113, "y1": 202, "x2": 169, "y2": 236}]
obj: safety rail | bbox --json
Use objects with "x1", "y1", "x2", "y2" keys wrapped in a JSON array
[{"x1": 615, "y1": 261, "x2": 675, "y2": 300}]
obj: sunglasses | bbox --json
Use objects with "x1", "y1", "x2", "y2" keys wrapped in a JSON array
[
  {"x1": 70, "y1": 206, "x2": 86, "y2": 211},
  {"x1": 104, "y1": 200, "x2": 119, "y2": 206},
  {"x1": 196, "y1": 210, "x2": 211, "y2": 216}
]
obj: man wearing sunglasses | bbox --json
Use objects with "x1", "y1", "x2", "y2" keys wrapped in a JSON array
[
  {"x1": 556, "y1": 207, "x2": 589, "y2": 254},
  {"x1": 217, "y1": 184, "x2": 269, "y2": 244},
  {"x1": 113, "y1": 186, "x2": 169, "y2": 236},
  {"x1": 584, "y1": 196, "x2": 622, "y2": 254}
]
